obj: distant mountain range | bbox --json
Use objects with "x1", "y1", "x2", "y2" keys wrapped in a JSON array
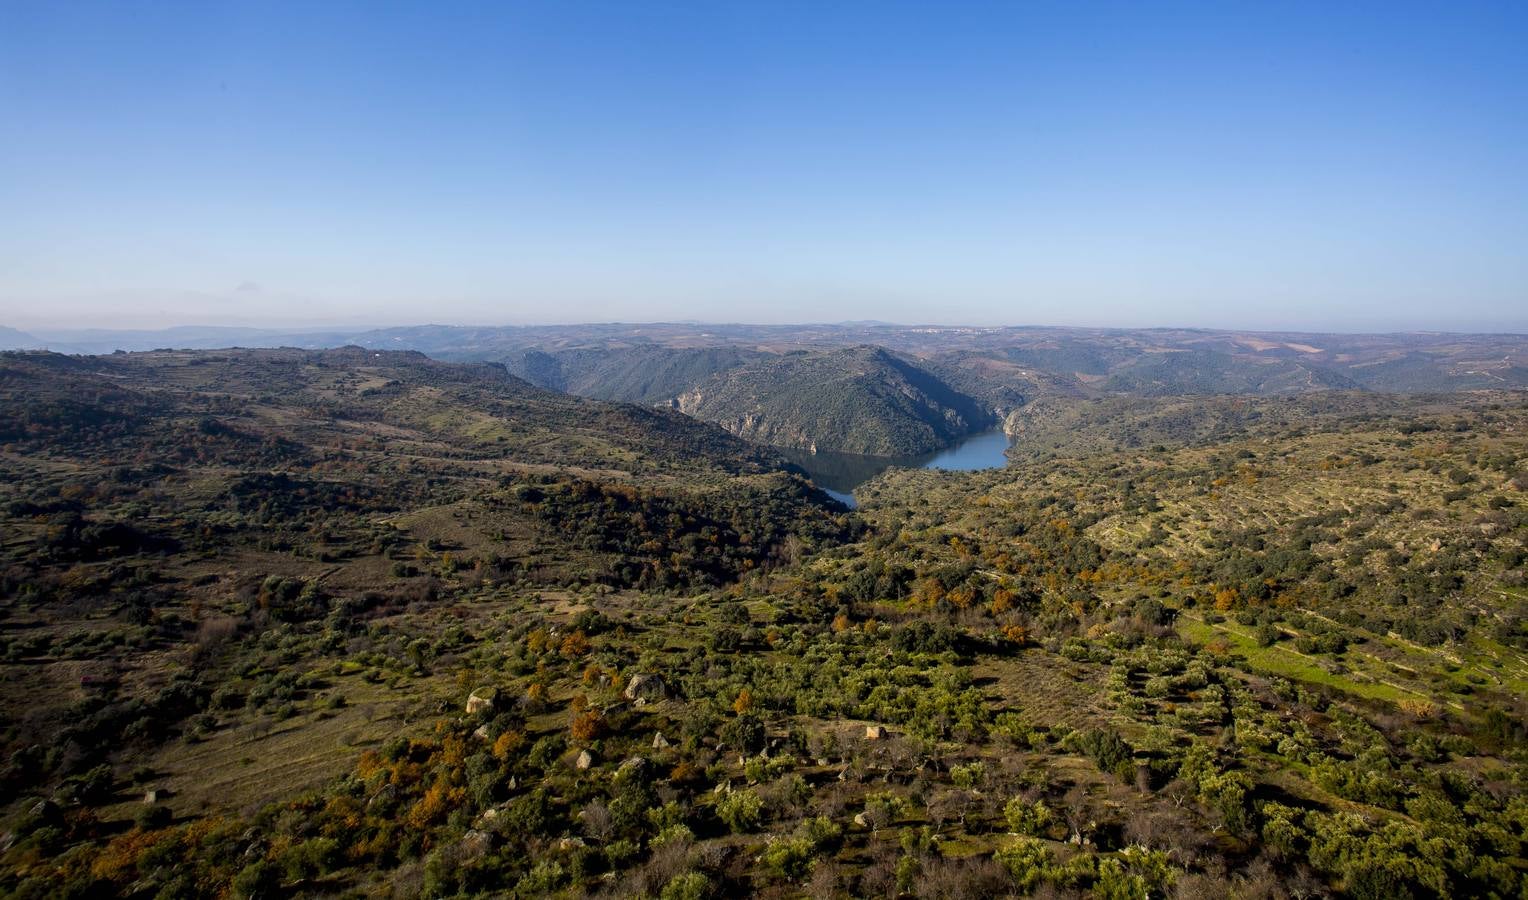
[
  {"x1": 0, "y1": 326, "x2": 42, "y2": 350},
  {"x1": 8, "y1": 322, "x2": 1527, "y2": 457}
]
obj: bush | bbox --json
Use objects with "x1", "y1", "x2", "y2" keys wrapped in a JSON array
[
  {"x1": 1004, "y1": 797, "x2": 1053, "y2": 836},
  {"x1": 762, "y1": 835, "x2": 816, "y2": 880},
  {"x1": 1070, "y1": 728, "x2": 1132, "y2": 776},
  {"x1": 995, "y1": 836, "x2": 1052, "y2": 890},
  {"x1": 135, "y1": 804, "x2": 172, "y2": 830},
  {"x1": 716, "y1": 789, "x2": 763, "y2": 833},
  {"x1": 660, "y1": 871, "x2": 712, "y2": 900}
]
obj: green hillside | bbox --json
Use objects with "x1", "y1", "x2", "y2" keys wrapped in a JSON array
[{"x1": 675, "y1": 345, "x2": 994, "y2": 455}]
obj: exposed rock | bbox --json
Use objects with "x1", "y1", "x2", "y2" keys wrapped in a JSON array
[
  {"x1": 472, "y1": 724, "x2": 492, "y2": 741},
  {"x1": 466, "y1": 686, "x2": 500, "y2": 715},
  {"x1": 574, "y1": 749, "x2": 595, "y2": 770},
  {"x1": 853, "y1": 812, "x2": 869, "y2": 828},
  {"x1": 460, "y1": 829, "x2": 493, "y2": 859},
  {"x1": 865, "y1": 725, "x2": 887, "y2": 740},
  {"x1": 142, "y1": 790, "x2": 160, "y2": 805},
  {"x1": 367, "y1": 784, "x2": 400, "y2": 811},
  {"x1": 623, "y1": 674, "x2": 669, "y2": 703},
  {"x1": 651, "y1": 732, "x2": 671, "y2": 750}
]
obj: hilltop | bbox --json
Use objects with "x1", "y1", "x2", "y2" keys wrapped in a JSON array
[{"x1": 671, "y1": 345, "x2": 993, "y2": 456}]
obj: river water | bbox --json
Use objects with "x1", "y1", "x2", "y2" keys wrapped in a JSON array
[{"x1": 777, "y1": 426, "x2": 1012, "y2": 508}]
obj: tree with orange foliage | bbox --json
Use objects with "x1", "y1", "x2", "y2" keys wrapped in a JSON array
[
  {"x1": 570, "y1": 710, "x2": 606, "y2": 741},
  {"x1": 406, "y1": 781, "x2": 464, "y2": 829},
  {"x1": 492, "y1": 730, "x2": 525, "y2": 761},
  {"x1": 559, "y1": 629, "x2": 591, "y2": 658},
  {"x1": 733, "y1": 688, "x2": 755, "y2": 715}
]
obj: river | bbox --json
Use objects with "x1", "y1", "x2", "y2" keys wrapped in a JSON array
[{"x1": 777, "y1": 426, "x2": 1013, "y2": 508}]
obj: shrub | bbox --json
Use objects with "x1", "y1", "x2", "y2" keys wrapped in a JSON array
[
  {"x1": 1004, "y1": 797, "x2": 1053, "y2": 836},
  {"x1": 762, "y1": 835, "x2": 816, "y2": 880},
  {"x1": 716, "y1": 789, "x2": 763, "y2": 833},
  {"x1": 994, "y1": 836, "x2": 1053, "y2": 891},
  {"x1": 660, "y1": 871, "x2": 712, "y2": 900}
]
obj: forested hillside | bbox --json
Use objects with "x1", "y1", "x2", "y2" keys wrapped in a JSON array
[{"x1": 673, "y1": 346, "x2": 993, "y2": 456}]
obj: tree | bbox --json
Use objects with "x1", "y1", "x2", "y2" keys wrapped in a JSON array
[
  {"x1": 1004, "y1": 797, "x2": 1053, "y2": 836},
  {"x1": 994, "y1": 837, "x2": 1051, "y2": 891},
  {"x1": 716, "y1": 789, "x2": 763, "y2": 833}
]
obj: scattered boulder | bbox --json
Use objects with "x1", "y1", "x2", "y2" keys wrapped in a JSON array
[
  {"x1": 865, "y1": 725, "x2": 887, "y2": 740},
  {"x1": 618, "y1": 756, "x2": 648, "y2": 777},
  {"x1": 466, "y1": 687, "x2": 500, "y2": 716},
  {"x1": 472, "y1": 724, "x2": 492, "y2": 741},
  {"x1": 574, "y1": 749, "x2": 595, "y2": 770},
  {"x1": 623, "y1": 674, "x2": 669, "y2": 703},
  {"x1": 853, "y1": 812, "x2": 870, "y2": 828},
  {"x1": 651, "y1": 732, "x2": 671, "y2": 750},
  {"x1": 460, "y1": 829, "x2": 493, "y2": 860},
  {"x1": 142, "y1": 790, "x2": 160, "y2": 805},
  {"x1": 366, "y1": 784, "x2": 400, "y2": 812}
]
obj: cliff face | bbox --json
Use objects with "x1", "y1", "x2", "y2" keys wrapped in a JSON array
[{"x1": 673, "y1": 346, "x2": 993, "y2": 456}]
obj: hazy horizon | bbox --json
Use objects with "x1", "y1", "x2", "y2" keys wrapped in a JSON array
[
  {"x1": 4, "y1": 2, "x2": 1526, "y2": 333},
  {"x1": 8, "y1": 316, "x2": 1528, "y2": 342}
]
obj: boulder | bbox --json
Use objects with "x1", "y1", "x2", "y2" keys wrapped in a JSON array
[
  {"x1": 466, "y1": 687, "x2": 499, "y2": 716},
  {"x1": 651, "y1": 732, "x2": 671, "y2": 750},
  {"x1": 574, "y1": 749, "x2": 595, "y2": 770},
  {"x1": 366, "y1": 784, "x2": 400, "y2": 812},
  {"x1": 865, "y1": 725, "x2": 887, "y2": 740},
  {"x1": 623, "y1": 674, "x2": 669, "y2": 703},
  {"x1": 460, "y1": 829, "x2": 493, "y2": 860}
]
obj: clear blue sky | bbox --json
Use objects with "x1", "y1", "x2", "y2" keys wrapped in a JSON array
[{"x1": 2, "y1": 1, "x2": 1525, "y2": 331}]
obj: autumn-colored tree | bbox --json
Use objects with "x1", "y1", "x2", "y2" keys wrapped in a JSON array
[
  {"x1": 406, "y1": 781, "x2": 465, "y2": 829},
  {"x1": 831, "y1": 613, "x2": 851, "y2": 633},
  {"x1": 560, "y1": 629, "x2": 591, "y2": 658},
  {"x1": 570, "y1": 710, "x2": 606, "y2": 741},
  {"x1": 733, "y1": 688, "x2": 755, "y2": 715},
  {"x1": 492, "y1": 730, "x2": 525, "y2": 761}
]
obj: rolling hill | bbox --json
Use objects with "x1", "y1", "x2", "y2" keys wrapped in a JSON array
[{"x1": 672, "y1": 345, "x2": 994, "y2": 455}]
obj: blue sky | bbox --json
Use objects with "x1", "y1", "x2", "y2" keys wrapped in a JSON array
[{"x1": 2, "y1": 1, "x2": 1526, "y2": 330}]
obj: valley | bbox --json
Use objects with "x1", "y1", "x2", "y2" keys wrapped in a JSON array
[{"x1": 0, "y1": 336, "x2": 1523, "y2": 899}]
